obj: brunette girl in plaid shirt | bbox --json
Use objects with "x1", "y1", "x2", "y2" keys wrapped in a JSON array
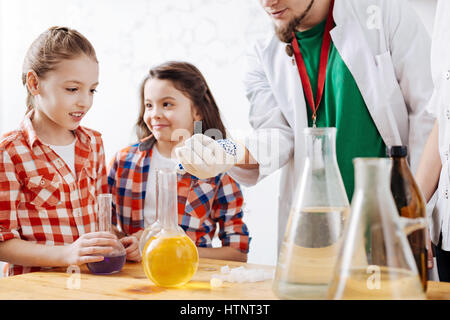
[
  {"x1": 108, "y1": 62, "x2": 251, "y2": 262},
  {"x1": 0, "y1": 27, "x2": 135, "y2": 276}
]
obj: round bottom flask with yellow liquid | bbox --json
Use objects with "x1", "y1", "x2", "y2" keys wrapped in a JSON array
[{"x1": 142, "y1": 168, "x2": 198, "y2": 287}]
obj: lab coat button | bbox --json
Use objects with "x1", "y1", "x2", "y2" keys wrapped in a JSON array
[{"x1": 446, "y1": 71, "x2": 450, "y2": 80}]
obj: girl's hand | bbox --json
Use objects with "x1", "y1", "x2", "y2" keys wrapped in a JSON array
[
  {"x1": 63, "y1": 232, "x2": 117, "y2": 266},
  {"x1": 120, "y1": 236, "x2": 141, "y2": 262},
  {"x1": 131, "y1": 230, "x2": 143, "y2": 241}
]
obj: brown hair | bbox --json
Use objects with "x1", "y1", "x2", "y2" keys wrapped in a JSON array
[
  {"x1": 136, "y1": 61, "x2": 227, "y2": 141},
  {"x1": 22, "y1": 26, "x2": 98, "y2": 113}
]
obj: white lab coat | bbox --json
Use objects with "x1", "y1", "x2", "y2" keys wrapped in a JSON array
[
  {"x1": 229, "y1": 0, "x2": 435, "y2": 250},
  {"x1": 427, "y1": 0, "x2": 450, "y2": 251}
]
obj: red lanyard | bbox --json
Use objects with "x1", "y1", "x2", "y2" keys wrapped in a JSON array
[{"x1": 291, "y1": 0, "x2": 335, "y2": 127}]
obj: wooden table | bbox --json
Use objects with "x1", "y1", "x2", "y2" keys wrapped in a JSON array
[
  {"x1": 0, "y1": 258, "x2": 449, "y2": 300},
  {"x1": 0, "y1": 259, "x2": 276, "y2": 300}
]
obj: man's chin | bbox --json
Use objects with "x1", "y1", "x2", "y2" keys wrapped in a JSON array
[
  {"x1": 274, "y1": 22, "x2": 295, "y2": 43},
  {"x1": 273, "y1": 0, "x2": 315, "y2": 43},
  {"x1": 273, "y1": 21, "x2": 286, "y2": 32}
]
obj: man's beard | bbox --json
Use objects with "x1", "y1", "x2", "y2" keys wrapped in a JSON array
[{"x1": 274, "y1": 0, "x2": 315, "y2": 43}]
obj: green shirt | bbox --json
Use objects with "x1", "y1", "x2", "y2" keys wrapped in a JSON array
[{"x1": 295, "y1": 19, "x2": 386, "y2": 201}]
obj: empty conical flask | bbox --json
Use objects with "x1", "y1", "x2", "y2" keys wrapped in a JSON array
[
  {"x1": 273, "y1": 127, "x2": 350, "y2": 300},
  {"x1": 327, "y1": 158, "x2": 426, "y2": 300}
]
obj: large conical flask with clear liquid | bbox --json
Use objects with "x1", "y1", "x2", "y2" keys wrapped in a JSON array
[
  {"x1": 327, "y1": 158, "x2": 427, "y2": 300},
  {"x1": 273, "y1": 127, "x2": 350, "y2": 299},
  {"x1": 142, "y1": 168, "x2": 199, "y2": 287}
]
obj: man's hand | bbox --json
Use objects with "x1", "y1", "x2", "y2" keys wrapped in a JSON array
[{"x1": 175, "y1": 134, "x2": 245, "y2": 179}]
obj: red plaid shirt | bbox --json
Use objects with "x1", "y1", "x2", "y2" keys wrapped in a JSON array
[
  {"x1": 108, "y1": 137, "x2": 250, "y2": 253},
  {"x1": 0, "y1": 113, "x2": 108, "y2": 276}
]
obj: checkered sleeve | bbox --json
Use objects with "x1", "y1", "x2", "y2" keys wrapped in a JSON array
[
  {"x1": 0, "y1": 149, "x2": 21, "y2": 242},
  {"x1": 213, "y1": 173, "x2": 250, "y2": 253}
]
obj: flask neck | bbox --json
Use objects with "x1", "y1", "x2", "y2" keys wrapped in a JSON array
[
  {"x1": 157, "y1": 169, "x2": 179, "y2": 231},
  {"x1": 390, "y1": 155, "x2": 425, "y2": 216},
  {"x1": 354, "y1": 158, "x2": 392, "y2": 192},
  {"x1": 97, "y1": 194, "x2": 112, "y2": 232},
  {"x1": 304, "y1": 128, "x2": 337, "y2": 168},
  {"x1": 390, "y1": 156, "x2": 412, "y2": 177}
]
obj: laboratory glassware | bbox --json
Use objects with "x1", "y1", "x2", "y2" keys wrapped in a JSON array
[
  {"x1": 388, "y1": 146, "x2": 427, "y2": 291},
  {"x1": 327, "y1": 158, "x2": 426, "y2": 300},
  {"x1": 142, "y1": 168, "x2": 199, "y2": 287},
  {"x1": 273, "y1": 127, "x2": 350, "y2": 299},
  {"x1": 87, "y1": 194, "x2": 126, "y2": 275}
]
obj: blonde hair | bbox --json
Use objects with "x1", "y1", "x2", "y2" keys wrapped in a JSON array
[{"x1": 22, "y1": 26, "x2": 98, "y2": 113}]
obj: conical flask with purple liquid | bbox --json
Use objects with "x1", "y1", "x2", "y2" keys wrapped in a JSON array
[{"x1": 87, "y1": 194, "x2": 126, "y2": 275}]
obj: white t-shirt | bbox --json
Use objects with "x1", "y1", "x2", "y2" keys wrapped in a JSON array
[
  {"x1": 144, "y1": 146, "x2": 178, "y2": 227},
  {"x1": 427, "y1": 0, "x2": 450, "y2": 250},
  {"x1": 48, "y1": 139, "x2": 77, "y2": 176}
]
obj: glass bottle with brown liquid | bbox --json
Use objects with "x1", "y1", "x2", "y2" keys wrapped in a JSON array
[{"x1": 388, "y1": 146, "x2": 427, "y2": 291}]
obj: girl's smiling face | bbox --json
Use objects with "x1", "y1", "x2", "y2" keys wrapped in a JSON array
[
  {"x1": 28, "y1": 54, "x2": 99, "y2": 142},
  {"x1": 143, "y1": 78, "x2": 201, "y2": 144}
]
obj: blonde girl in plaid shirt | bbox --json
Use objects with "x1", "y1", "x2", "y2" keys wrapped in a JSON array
[
  {"x1": 108, "y1": 61, "x2": 250, "y2": 262},
  {"x1": 0, "y1": 27, "x2": 138, "y2": 276}
]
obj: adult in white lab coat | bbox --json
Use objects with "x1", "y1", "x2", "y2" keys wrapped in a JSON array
[
  {"x1": 176, "y1": 0, "x2": 435, "y2": 251},
  {"x1": 416, "y1": 0, "x2": 450, "y2": 282}
]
